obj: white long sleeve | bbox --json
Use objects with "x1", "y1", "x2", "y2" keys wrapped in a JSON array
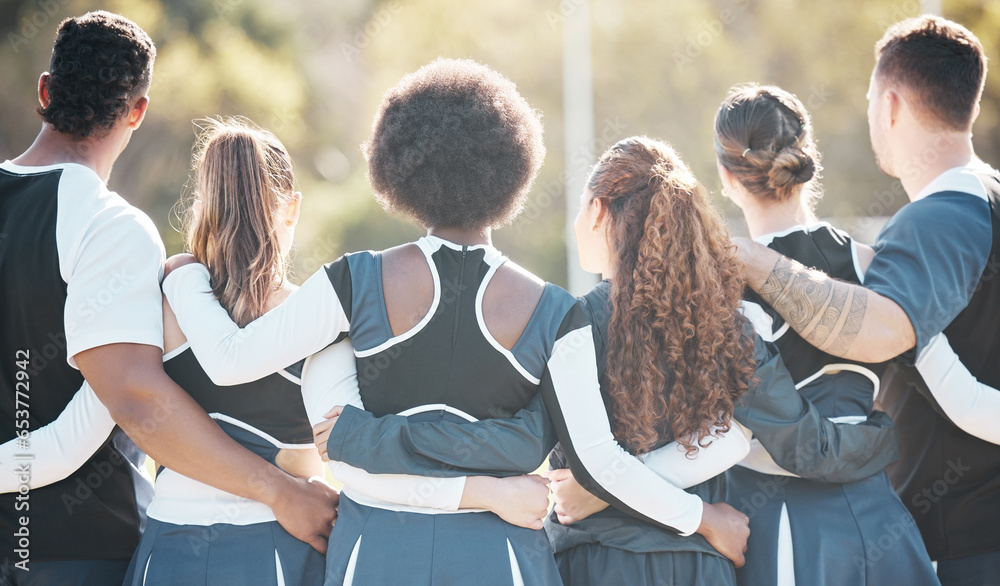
[
  {"x1": 639, "y1": 422, "x2": 753, "y2": 489},
  {"x1": 915, "y1": 333, "x2": 1000, "y2": 445},
  {"x1": 162, "y1": 264, "x2": 348, "y2": 386},
  {"x1": 0, "y1": 381, "x2": 116, "y2": 493},
  {"x1": 543, "y1": 325, "x2": 705, "y2": 536}
]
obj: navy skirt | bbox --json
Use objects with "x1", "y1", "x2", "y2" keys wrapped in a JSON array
[
  {"x1": 727, "y1": 467, "x2": 939, "y2": 586},
  {"x1": 122, "y1": 517, "x2": 325, "y2": 586},
  {"x1": 555, "y1": 543, "x2": 736, "y2": 586},
  {"x1": 324, "y1": 494, "x2": 561, "y2": 586}
]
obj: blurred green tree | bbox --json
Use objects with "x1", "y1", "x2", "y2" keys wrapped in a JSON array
[{"x1": 2, "y1": 0, "x2": 998, "y2": 286}]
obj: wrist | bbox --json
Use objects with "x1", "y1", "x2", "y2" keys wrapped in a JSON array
[
  {"x1": 249, "y1": 463, "x2": 293, "y2": 509},
  {"x1": 742, "y1": 242, "x2": 781, "y2": 291},
  {"x1": 695, "y1": 500, "x2": 714, "y2": 539},
  {"x1": 459, "y1": 476, "x2": 495, "y2": 511}
]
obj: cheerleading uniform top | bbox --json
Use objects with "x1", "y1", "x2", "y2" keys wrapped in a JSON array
[
  {"x1": 739, "y1": 223, "x2": 886, "y2": 476},
  {"x1": 165, "y1": 234, "x2": 736, "y2": 535}
]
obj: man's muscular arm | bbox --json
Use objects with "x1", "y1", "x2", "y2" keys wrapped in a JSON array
[
  {"x1": 738, "y1": 239, "x2": 915, "y2": 362},
  {"x1": 75, "y1": 343, "x2": 338, "y2": 553}
]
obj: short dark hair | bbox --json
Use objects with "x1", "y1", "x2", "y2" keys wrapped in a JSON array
[
  {"x1": 875, "y1": 15, "x2": 985, "y2": 131},
  {"x1": 37, "y1": 11, "x2": 156, "y2": 139},
  {"x1": 363, "y1": 58, "x2": 545, "y2": 230}
]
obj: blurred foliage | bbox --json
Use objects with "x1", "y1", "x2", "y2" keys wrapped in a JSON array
[{"x1": 2, "y1": 0, "x2": 999, "y2": 287}]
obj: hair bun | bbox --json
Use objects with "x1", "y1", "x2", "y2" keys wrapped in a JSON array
[{"x1": 768, "y1": 147, "x2": 815, "y2": 189}]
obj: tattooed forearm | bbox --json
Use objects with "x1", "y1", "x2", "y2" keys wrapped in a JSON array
[
  {"x1": 813, "y1": 285, "x2": 849, "y2": 346},
  {"x1": 829, "y1": 291, "x2": 867, "y2": 355},
  {"x1": 757, "y1": 256, "x2": 868, "y2": 355}
]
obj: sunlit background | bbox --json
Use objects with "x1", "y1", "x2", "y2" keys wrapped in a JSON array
[{"x1": 3, "y1": 0, "x2": 999, "y2": 293}]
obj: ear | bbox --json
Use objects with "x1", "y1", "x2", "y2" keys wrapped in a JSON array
[
  {"x1": 284, "y1": 191, "x2": 302, "y2": 228},
  {"x1": 38, "y1": 72, "x2": 50, "y2": 108},
  {"x1": 590, "y1": 196, "x2": 609, "y2": 231},
  {"x1": 885, "y1": 88, "x2": 903, "y2": 128},
  {"x1": 717, "y1": 162, "x2": 737, "y2": 194},
  {"x1": 127, "y1": 96, "x2": 150, "y2": 130},
  {"x1": 972, "y1": 101, "x2": 981, "y2": 125}
]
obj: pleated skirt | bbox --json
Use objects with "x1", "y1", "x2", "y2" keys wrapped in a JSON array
[
  {"x1": 122, "y1": 517, "x2": 325, "y2": 586},
  {"x1": 323, "y1": 494, "x2": 561, "y2": 586},
  {"x1": 555, "y1": 543, "x2": 736, "y2": 586},
  {"x1": 727, "y1": 467, "x2": 939, "y2": 586}
]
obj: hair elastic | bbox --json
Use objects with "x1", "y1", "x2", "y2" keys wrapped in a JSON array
[{"x1": 742, "y1": 147, "x2": 751, "y2": 157}]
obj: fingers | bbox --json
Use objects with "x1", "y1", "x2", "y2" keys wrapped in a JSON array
[
  {"x1": 323, "y1": 405, "x2": 345, "y2": 419},
  {"x1": 312, "y1": 418, "x2": 336, "y2": 437},
  {"x1": 527, "y1": 474, "x2": 550, "y2": 486},
  {"x1": 545, "y1": 468, "x2": 573, "y2": 482},
  {"x1": 732, "y1": 551, "x2": 746, "y2": 568},
  {"x1": 312, "y1": 420, "x2": 335, "y2": 460},
  {"x1": 306, "y1": 534, "x2": 329, "y2": 555},
  {"x1": 553, "y1": 503, "x2": 576, "y2": 525}
]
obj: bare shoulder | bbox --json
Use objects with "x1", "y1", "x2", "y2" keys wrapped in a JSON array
[
  {"x1": 382, "y1": 243, "x2": 434, "y2": 336},
  {"x1": 381, "y1": 242, "x2": 427, "y2": 277},
  {"x1": 164, "y1": 253, "x2": 198, "y2": 278},
  {"x1": 482, "y1": 260, "x2": 546, "y2": 350},
  {"x1": 492, "y1": 260, "x2": 545, "y2": 296},
  {"x1": 161, "y1": 295, "x2": 187, "y2": 354}
]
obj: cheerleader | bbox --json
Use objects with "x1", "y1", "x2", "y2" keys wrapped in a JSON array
[
  {"x1": 714, "y1": 84, "x2": 938, "y2": 586},
  {"x1": 163, "y1": 59, "x2": 758, "y2": 585}
]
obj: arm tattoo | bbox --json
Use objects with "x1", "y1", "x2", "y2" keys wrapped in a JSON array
[
  {"x1": 757, "y1": 256, "x2": 868, "y2": 355},
  {"x1": 829, "y1": 292, "x2": 867, "y2": 355}
]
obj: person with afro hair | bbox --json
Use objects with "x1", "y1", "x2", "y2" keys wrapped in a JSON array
[
  {"x1": 0, "y1": 12, "x2": 338, "y2": 585},
  {"x1": 163, "y1": 58, "x2": 756, "y2": 585}
]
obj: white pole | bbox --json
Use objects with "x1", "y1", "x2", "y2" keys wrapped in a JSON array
[
  {"x1": 562, "y1": 0, "x2": 599, "y2": 296},
  {"x1": 920, "y1": 0, "x2": 941, "y2": 15}
]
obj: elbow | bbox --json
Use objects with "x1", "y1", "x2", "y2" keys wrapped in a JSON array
[
  {"x1": 98, "y1": 371, "x2": 175, "y2": 443},
  {"x1": 858, "y1": 329, "x2": 915, "y2": 363},
  {"x1": 200, "y1": 366, "x2": 243, "y2": 387}
]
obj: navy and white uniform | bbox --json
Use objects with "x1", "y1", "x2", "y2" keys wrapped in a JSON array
[
  {"x1": 164, "y1": 235, "x2": 745, "y2": 586},
  {"x1": 313, "y1": 276, "x2": 902, "y2": 586},
  {"x1": 544, "y1": 281, "x2": 736, "y2": 586},
  {"x1": 865, "y1": 165, "x2": 1000, "y2": 571},
  {"x1": 0, "y1": 161, "x2": 161, "y2": 583},
  {"x1": 121, "y1": 345, "x2": 325, "y2": 586},
  {"x1": 734, "y1": 223, "x2": 937, "y2": 586},
  {"x1": 536, "y1": 276, "x2": 905, "y2": 586}
]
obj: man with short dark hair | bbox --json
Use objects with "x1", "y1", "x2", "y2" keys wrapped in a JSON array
[
  {"x1": 0, "y1": 12, "x2": 336, "y2": 585},
  {"x1": 737, "y1": 15, "x2": 1000, "y2": 584}
]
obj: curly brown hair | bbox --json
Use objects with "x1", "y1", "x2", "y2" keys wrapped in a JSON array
[
  {"x1": 363, "y1": 58, "x2": 545, "y2": 230},
  {"x1": 590, "y1": 136, "x2": 755, "y2": 455},
  {"x1": 38, "y1": 11, "x2": 155, "y2": 139}
]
